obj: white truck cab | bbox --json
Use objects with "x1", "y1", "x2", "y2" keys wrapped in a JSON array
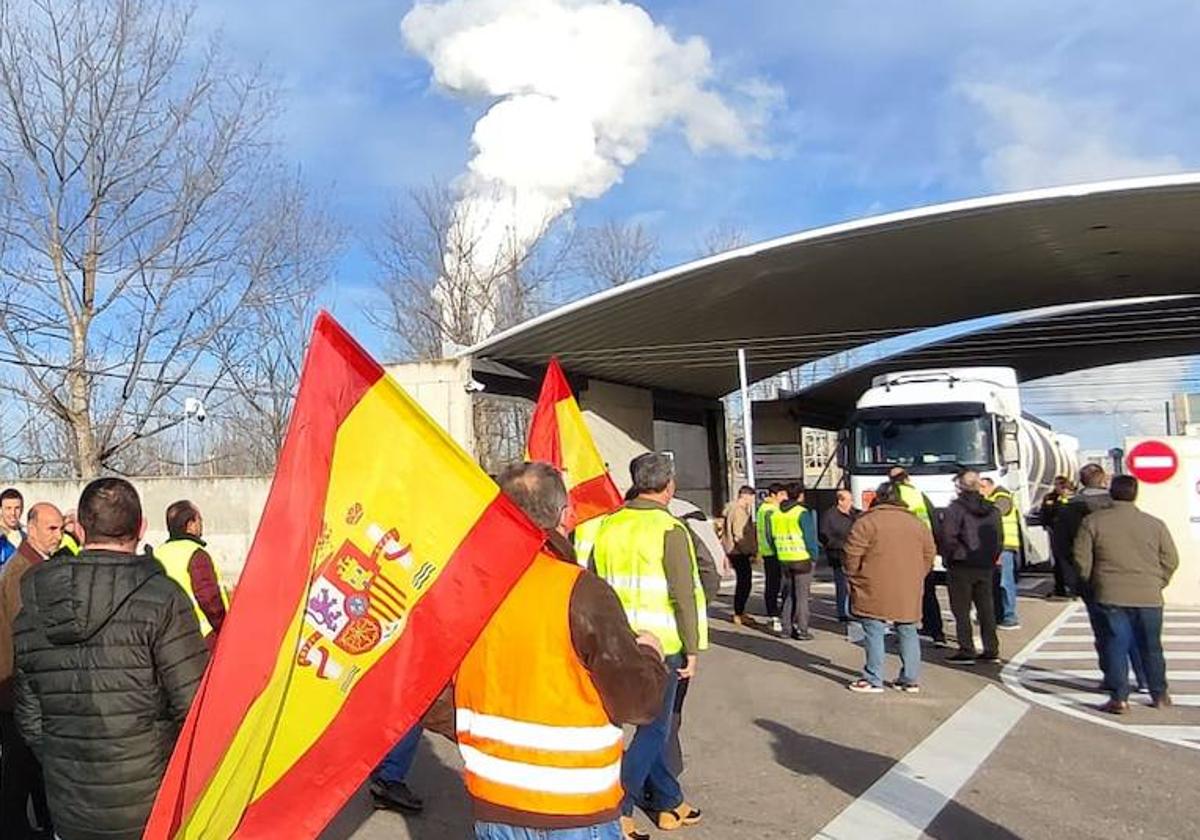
[{"x1": 840, "y1": 367, "x2": 1077, "y2": 565}]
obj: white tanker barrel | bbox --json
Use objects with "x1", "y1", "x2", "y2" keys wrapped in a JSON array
[{"x1": 1017, "y1": 418, "x2": 1077, "y2": 508}]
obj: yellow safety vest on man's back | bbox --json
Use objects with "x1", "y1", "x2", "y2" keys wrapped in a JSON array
[
  {"x1": 593, "y1": 505, "x2": 709, "y2": 657},
  {"x1": 987, "y1": 488, "x2": 1021, "y2": 551},
  {"x1": 769, "y1": 505, "x2": 812, "y2": 563},
  {"x1": 896, "y1": 483, "x2": 932, "y2": 531},
  {"x1": 755, "y1": 501, "x2": 779, "y2": 558},
  {"x1": 155, "y1": 538, "x2": 230, "y2": 636}
]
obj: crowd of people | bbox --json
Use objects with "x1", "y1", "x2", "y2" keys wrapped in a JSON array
[{"x1": 0, "y1": 452, "x2": 1183, "y2": 839}]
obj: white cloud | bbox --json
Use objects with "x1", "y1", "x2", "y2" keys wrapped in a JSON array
[{"x1": 960, "y1": 82, "x2": 1184, "y2": 191}]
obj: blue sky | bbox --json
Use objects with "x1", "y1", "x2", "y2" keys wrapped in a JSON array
[{"x1": 196, "y1": 0, "x2": 1200, "y2": 448}]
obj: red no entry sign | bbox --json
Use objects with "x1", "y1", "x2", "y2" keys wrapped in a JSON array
[{"x1": 1127, "y1": 440, "x2": 1179, "y2": 484}]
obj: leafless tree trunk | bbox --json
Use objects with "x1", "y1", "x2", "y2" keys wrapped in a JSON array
[
  {"x1": 574, "y1": 220, "x2": 659, "y2": 289},
  {"x1": 0, "y1": 0, "x2": 283, "y2": 477},
  {"x1": 370, "y1": 182, "x2": 575, "y2": 360}
]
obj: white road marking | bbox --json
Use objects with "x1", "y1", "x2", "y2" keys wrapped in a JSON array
[
  {"x1": 1028, "y1": 651, "x2": 1200, "y2": 661},
  {"x1": 1039, "y1": 692, "x2": 1200, "y2": 708},
  {"x1": 812, "y1": 686, "x2": 1027, "y2": 840},
  {"x1": 1050, "y1": 635, "x2": 1200, "y2": 643},
  {"x1": 1002, "y1": 604, "x2": 1200, "y2": 751}
]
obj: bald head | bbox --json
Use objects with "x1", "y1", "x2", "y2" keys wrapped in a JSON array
[{"x1": 26, "y1": 502, "x2": 63, "y2": 557}]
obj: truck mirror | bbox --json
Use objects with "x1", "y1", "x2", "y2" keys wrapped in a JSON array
[{"x1": 999, "y1": 419, "x2": 1020, "y2": 465}]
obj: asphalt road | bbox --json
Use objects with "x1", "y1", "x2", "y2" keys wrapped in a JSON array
[{"x1": 329, "y1": 574, "x2": 1200, "y2": 840}]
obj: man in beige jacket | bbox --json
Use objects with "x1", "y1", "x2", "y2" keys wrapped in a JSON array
[
  {"x1": 1075, "y1": 475, "x2": 1179, "y2": 714},
  {"x1": 721, "y1": 486, "x2": 758, "y2": 625}
]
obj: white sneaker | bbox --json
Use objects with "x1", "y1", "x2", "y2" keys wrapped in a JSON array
[{"x1": 771, "y1": 618, "x2": 782, "y2": 634}]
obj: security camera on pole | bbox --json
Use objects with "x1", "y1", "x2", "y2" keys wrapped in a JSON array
[{"x1": 183, "y1": 397, "x2": 206, "y2": 477}]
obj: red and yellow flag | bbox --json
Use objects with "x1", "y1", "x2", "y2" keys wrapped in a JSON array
[
  {"x1": 525, "y1": 357, "x2": 623, "y2": 527},
  {"x1": 146, "y1": 313, "x2": 545, "y2": 839}
]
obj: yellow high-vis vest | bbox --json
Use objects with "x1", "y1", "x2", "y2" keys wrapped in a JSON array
[
  {"x1": 593, "y1": 506, "x2": 709, "y2": 656},
  {"x1": 155, "y1": 538, "x2": 229, "y2": 636},
  {"x1": 988, "y1": 488, "x2": 1021, "y2": 551},
  {"x1": 572, "y1": 515, "x2": 607, "y2": 567},
  {"x1": 755, "y1": 500, "x2": 779, "y2": 558},
  {"x1": 897, "y1": 483, "x2": 932, "y2": 531},
  {"x1": 769, "y1": 505, "x2": 811, "y2": 563},
  {"x1": 60, "y1": 532, "x2": 81, "y2": 556}
]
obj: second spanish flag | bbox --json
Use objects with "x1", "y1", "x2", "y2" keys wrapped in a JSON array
[{"x1": 526, "y1": 357, "x2": 623, "y2": 526}]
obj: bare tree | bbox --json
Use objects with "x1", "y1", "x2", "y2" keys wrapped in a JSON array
[
  {"x1": 209, "y1": 175, "x2": 344, "y2": 471},
  {"x1": 574, "y1": 220, "x2": 659, "y2": 289},
  {"x1": 696, "y1": 220, "x2": 750, "y2": 257},
  {"x1": 370, "y1": 182, "x2": 575, "y2": 360},
  {"x1": 0, "y1": 0, "x2": 283, "y2": 477}
]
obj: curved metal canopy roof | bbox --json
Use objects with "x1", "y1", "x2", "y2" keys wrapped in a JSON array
[
  {"x1": 771, "y1": 296, "x2": 1200, "y2": 428},
  {"x1": 469, "y1": 173, "x2": 1200, "y2": 398}
]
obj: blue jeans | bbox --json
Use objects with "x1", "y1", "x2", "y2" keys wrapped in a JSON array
[
  {"x1": 1084, "y1": 597, "x2": 1147, "y2": 691},
  {"x1": 1098, "y1": 604, "x2": 1167, "y2": 702},
  {"x1": 832, "y1": 565, "x2": 851, "y2": 619},
  {"x1": 859, "y1": 617, "x2": 920, "y2": 687},
  {"x1": 474, "y1": 822, "x2": 621, "y2": 839},
  {"x1": 997, "y1": 551, "x2": 1019, "y2": 624},
  {"x1": 374, "y1": 725, "x2": 423, "y2": 783},
  {"x1": 621, "y1": 653, "x2": 683, "y2": 817}
]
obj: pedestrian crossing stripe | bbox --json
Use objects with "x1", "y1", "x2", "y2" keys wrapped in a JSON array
[{"x1": 1001, "y1": 604, "x2": 1200, "y2": 752}]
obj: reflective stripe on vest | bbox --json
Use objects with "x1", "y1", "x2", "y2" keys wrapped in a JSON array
[
  {"x1": 769, "y1": 506, "x2": 811, "y2": 562},
  {"x1": 572, "y1": 516, "x2": 607, "y2": 567},
  {"x1": 154, "y1": 538, "x2": 228, "y2": 636},
  {"x1": 755, "y1": 501, "x2": 779, "y2": 557},
  {"x1": 60, "y1": 532, "x2": 80, "y2": 556},
  {"x1": 897, "y1": 483, "x2": 932, "y2": 531},
  {"x1": 593, "y1": 505, "x2": 709, "y2": 656},
  {"x1": 988, "y1": 489, "x2": 1020, "y2": 550},
  {"x1": 455, "y1": 553, "x2": 624, "y2": 816}
]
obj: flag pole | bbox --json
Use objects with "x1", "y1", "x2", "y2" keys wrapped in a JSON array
[{"x1": 738, "y1": 348, "x2": 755, "y2": 490}]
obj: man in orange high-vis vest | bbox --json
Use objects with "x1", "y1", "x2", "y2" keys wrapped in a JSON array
[{"x1": 428, "y1": 462, "x2": 668, "y2": 840}]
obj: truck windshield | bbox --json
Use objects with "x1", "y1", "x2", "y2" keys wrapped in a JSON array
[{"x1": 852, "y1": 415, "x2": 994, "y2": 470}]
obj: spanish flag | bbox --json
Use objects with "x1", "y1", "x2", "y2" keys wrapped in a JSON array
[
  {"x1": 525, "y1": 357, "x2": 623, "y2": 527},
  {"x1": 146, "y1": 314, "x2": 545, "y2": 838}
]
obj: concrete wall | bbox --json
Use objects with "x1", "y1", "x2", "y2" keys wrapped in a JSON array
[
  {"x1": 654, "y1": 419, "x2": 715, "y2": 514},
  {"x1": 9, "y1": 477, "x2": 270, "y2": 583},
  {"x1": 579, "y1": 379, "x2": 655, "y2": 491},
  {"x1": 1124, "y1": 436, "x2": 1200, "y2": 606},
  {"x1": 385, "y1": 359, "x2": 476, "y2": 452}
]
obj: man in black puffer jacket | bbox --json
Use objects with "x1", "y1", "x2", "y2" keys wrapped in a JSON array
[
  {"x1": 939, "y1": 469, "x2": 1003, "y2": 667},
  {"x1": 13, "y1": 478, "x2": 208, "y2": 840}
]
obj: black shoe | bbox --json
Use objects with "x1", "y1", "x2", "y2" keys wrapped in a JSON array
[
  {"x1": 371, "y1": 779, "x2": 424, "y2": 814},
  {"x1": 790, "y1": 629, "x2": 814, "y2": 641},
  {"x1": 978, "y1": 652, "x2": 1001, "y2": 664},
  {"x1": 945, "y1": 652, "x2": 977, "y2": 665}
]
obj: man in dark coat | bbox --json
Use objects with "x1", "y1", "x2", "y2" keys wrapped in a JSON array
[
  {"x1": 940, "y1": 470, "x2": 1003, "y2": 666},
  {"x1": 820, "y1": 488, "x2": 860, "y2": 621},
  {"x1": 13, "y1": 478, "x2": 208, "y2": 840}
]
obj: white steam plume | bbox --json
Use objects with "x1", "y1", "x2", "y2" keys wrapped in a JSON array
[{"x1": 401, "y1": 0, "x2": 777, "y2": 347}]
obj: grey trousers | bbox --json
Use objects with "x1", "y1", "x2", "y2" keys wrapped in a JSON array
[{"x1": 780, "y1": 564, "x2": 813, "y2": 634}]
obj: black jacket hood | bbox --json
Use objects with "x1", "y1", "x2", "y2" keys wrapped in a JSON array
[{"x1": 27, "y1": 550, "x2": 163, "y2": 645}]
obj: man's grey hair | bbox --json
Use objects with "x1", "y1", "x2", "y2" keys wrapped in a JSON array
[
  {"x1": 630, "y1": 452, "x2": 675, "y2": 494},
  {"x1": 1079, "y1": 463, "x2": 1107, "y2": 489},
  {"x1": 956, "y1": 470, "x2": 981, "y2": 493},
  {"x1": 498, "y1": 462, "x2": 568, "y2": 530}
]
